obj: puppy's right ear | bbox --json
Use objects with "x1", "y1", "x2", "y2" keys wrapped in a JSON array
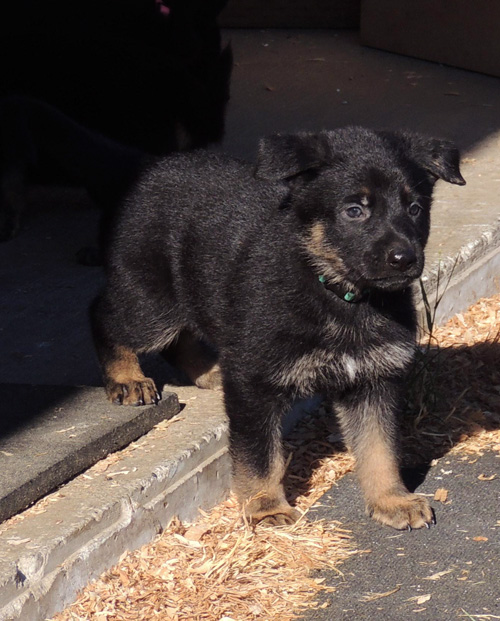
[{"x1": 254, "y1": 132, "x2": 329, "y2": 181}]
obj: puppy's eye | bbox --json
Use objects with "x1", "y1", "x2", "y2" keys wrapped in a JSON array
[
  {"x1": 408, "y1": 202, "x2": 421, "y2": 216},
  {"x1": 345, "y1": 205, "x2": 365, "y2": 219}
]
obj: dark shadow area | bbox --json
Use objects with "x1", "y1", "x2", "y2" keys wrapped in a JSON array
[
  {"x1": 284, "y1": 340, "x2": 500, "y2": 506},
  {"x1": 0, "y1": 383, "x2": 80, "y2": 437},
  {"x1": 0, "y1": 0, "x2": 232, "y2": 155}
]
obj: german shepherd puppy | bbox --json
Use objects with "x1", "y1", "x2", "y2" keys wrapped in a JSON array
[{"x1": 91, "y1": 128, "x2": 465, "y2": 529}]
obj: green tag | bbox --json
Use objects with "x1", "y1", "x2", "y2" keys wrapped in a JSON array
[
  {"x1": 344, "y1": 291, "x2": 356, "y2": 302},
  {"x1": 318, "y1": 275, "x2": 326, "y2": 284}
]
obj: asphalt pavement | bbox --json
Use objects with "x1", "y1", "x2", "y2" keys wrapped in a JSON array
[{"x1": 302, "y1": 450, "x2": 500, "y2": 621}]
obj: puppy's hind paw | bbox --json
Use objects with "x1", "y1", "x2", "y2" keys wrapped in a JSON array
[
  {"x1": 257, "y1": 509, "x2": 301, "y2": 527},
  {"x1": 194, "y1": 364, "x2": 223, "y2": 390},
  {"x1": 244, "y1": 495, "x2": 301, "y2": 527},
  {"x1": 107, "y1": 378, "x2": 161, "y2": 406}
]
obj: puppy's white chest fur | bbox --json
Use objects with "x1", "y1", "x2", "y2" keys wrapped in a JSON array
[{"x1": 273, "y1": 341, "x2": 415, "y2": 397}]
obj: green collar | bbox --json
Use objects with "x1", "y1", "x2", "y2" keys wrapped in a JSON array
[{"x1": 318, "y1": 275, "x2": 369, "y2": 303}]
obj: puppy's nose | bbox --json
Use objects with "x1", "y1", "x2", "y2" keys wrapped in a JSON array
[{"x1": 387, "y1": 247, "x2": 417, "y2": 271}]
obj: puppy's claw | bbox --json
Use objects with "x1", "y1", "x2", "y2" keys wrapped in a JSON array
[
  {"x1": 107, "y1": 378, "x2": 159, "y2": 407},
  {"x1": 367, "y1": 493, "x2": 433, "y2": 531}
]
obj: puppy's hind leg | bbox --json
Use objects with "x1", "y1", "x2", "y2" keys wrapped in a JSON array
[
  {"x1": 90, "y1": 295, "x2": 161, "y2": 406},
  {"x1": 164, "y1": 330, "x2": 222, "y2": 390},
  {"x1": 224, "y1": 376, "x2": 299, "y2": 525}
]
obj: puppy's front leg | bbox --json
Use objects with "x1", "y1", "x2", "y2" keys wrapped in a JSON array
[
  {"x1": 90, "y1": 296, "x2": 161, "y2": 406},
  {"x1": 334, "y1": 382, "x2": 434, "y2": 530},
  {"x1": 224, "y1": 379, "x2": 299, "y2": 525}
]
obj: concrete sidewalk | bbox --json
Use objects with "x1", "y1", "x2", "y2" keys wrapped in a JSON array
[{"x1": 0, "y1": 30, "x2": 499, "y2": 620}]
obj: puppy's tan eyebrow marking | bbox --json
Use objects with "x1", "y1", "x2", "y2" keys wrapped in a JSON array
[
  {"x1": 400, "y1": 184, "x2": 412, "y2": 202},
  {"x1": 343, "y1": 191, "x2": 371, "y2": 206}
]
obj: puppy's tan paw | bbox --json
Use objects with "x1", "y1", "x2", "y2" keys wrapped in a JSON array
[
  {"x1": 244, "y1": 495, "x2": 301, "y2": 526},
  {"x1": 368, "y1": 492, "x2": 434, "y2": 530},
  {"x1": 107, "y1": 378, "x2": 161, "y2": 406},
  {"x1": 194, "y1": 364, "x2": 223, "y2": 390}
]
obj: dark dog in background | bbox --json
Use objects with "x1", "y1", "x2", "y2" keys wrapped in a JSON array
[
  {"x1": 0, "y1": 0, "x2": 232, "y2": 243},
  {"x1": 0, "y1": 97, "x2": 151, "y2": 247},
  {"x1": 0, "y1": 0, "x2": 232, "y2": 154},
  {"x1": 90, "y1": 127, "x2": 465, "y2": 529}
]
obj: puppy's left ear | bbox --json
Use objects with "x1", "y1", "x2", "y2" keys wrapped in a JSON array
[
  {"x1": 417, "y1": 137, "x2": 466, "y2": 186},
  {"x1": 254, "y1": 132, "x2": 329, "y2": 181},
  {"x1": 381, "y1": 131, "x2": 466, "y2": 186}
]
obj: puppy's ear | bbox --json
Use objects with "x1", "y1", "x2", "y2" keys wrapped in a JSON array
[
  {"x1": 415, "y1": 137, "x2": 466, "y2": 186},
  {"x1": 381, "y1": 131, "x2": 466, "y2": 186},
  {"x1": 254, "y1": 132, "x2": 329, "y2": 181}
]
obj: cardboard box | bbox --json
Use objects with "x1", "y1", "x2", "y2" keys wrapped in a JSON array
[{"x1": 361, "y1": 0, "x2": 500, "y2": 78}]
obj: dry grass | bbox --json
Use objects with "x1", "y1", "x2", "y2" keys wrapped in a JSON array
[
  {"x1": 51, "y1": 293, "x2": 500, "y2": 621},
  {"x1": 402, "y1": 293, "x2": 500, "y2": 464}
]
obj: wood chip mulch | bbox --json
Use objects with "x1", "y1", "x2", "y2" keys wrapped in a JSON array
[{"x1": 50, "y1": 293, "x2": 500, "y2": 621}]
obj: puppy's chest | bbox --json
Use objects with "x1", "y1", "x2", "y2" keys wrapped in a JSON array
[{"x1": 273, "y1": 335, "x2": 415, "y2": 396}]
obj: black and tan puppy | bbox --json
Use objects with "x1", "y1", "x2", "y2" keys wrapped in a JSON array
[{"x1": 91, "y1": 128, "x2": 465, "y2": 529}]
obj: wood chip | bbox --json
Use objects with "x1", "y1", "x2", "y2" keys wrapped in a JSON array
[
  {"x1": 424, "y1": 569, "x2": 453, "y2": 581},
  {"x1": 408, "y1": 593, "x2": 432, "y2": 604},
  {"x1": 434, "y1": 488, "x2": 449, "y2": 503},
  {"x1": 361, "y1": 585, "x2": 401, "y2": 602}
]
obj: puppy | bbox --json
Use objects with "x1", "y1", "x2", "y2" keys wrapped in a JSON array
[{"x1": 90, "y1": 128, "x2": 465, "y2": 529}]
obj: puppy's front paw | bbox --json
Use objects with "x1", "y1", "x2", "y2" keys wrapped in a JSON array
[
  {"x1": 367, "y1": 492, "x2": 434, "y2": 530},
  {"x1": 244, "y1": 495, "x2": 301, "y2": 526},
  {"x1": 107, "y1": 378, "x2": 161, "y2": 406}
]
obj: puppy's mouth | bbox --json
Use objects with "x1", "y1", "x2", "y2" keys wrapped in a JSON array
[{"x1": 365, "y1": 271, "x2": 422, "y2": 291}]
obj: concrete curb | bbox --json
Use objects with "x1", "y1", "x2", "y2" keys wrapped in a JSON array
[
  {"x1": 416, "y1": 227, "x2": 500, "y2": 328},
  {"x1": 0, "y1": 387, "x2": 180, "y2": 524},
  {"x1": 0, "y1": 387, "x2": 230, "y2": 621}
]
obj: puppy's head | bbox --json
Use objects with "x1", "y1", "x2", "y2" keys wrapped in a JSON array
[{"x1": 255, "y1": 128, "x2": 465, "y2": 296}]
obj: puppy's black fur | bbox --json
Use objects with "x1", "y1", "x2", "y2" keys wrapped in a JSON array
[{"x1": 91, "y1": 128, "x2": 465, "y2": 529}]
